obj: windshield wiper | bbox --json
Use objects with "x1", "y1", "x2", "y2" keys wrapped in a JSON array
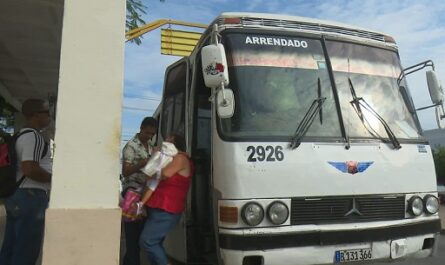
[
  {"x1": 317, "y1": 78, "x2": 323, "y2": 125},
  {"x1": 348, "y1": 78, "x2": 401, "y2": 150},
  {"x1": 290, "y1": 78, "x2": 326, "y2": 150}
]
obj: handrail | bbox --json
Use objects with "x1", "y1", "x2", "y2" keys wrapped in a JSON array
[{"x1": 397, "y1": 60, "x2": 434, "y2": 85}]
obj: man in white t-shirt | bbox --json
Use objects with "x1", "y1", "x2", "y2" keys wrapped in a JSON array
[{"x1": 0, "y1": 98, "x2": 52, "y2": 265}]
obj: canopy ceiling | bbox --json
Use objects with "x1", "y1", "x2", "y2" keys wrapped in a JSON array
[{"x1": 0, "y1": 0, "x2": 64, "y2": 110}]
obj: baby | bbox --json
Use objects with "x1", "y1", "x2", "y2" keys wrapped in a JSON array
[
  {"x1": 132, "y1": 138, "x2": 178, "y2": 216},
  {"x1": 140, "y1": 140, "x2": 178, "y2": 202}
]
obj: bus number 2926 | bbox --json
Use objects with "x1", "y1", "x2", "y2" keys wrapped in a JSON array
[{"x1": 247, "y1": 145, "x2": 284, "y2": 162}]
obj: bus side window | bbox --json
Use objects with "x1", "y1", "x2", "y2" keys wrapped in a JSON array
[
  {"x1": 161, "y1": 62, "x2": 187, "y2": 138},
  {"x1": 193, "y1": 59, "x2": 211, "y2": 156},
  {"x1": 195, "y1": 95, "x2": 211, "y2": 150}
]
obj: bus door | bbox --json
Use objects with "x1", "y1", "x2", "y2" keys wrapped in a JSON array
[
  {"x1": 160, "y1": 59, "x2": 189, "y2": 262},
  {"x1": 186, "y1": 52, "x2": 217, "y2": 263}
]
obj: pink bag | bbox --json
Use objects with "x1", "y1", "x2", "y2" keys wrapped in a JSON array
[{"x1": 120, "y1": 189, "x2": 142, "y2": 221}]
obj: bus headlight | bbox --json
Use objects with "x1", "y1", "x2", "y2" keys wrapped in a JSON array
[
  {"x1": 424, "y1": 195, "x2": 439, "y2": 214},
  {"x1": 408, "y1": 196, "x2": 424, "y2": 216},
  {"x1": 267, "y1": 201, "x2": 289, "y2": 225},
  {"x1": 241, "y1": 202, "x2": 264, "y2": 226}
]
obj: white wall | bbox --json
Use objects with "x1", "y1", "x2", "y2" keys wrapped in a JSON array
[
  {"x1": 41, "y1": 0, "x2": 126, "y2": 264},
  {"x1": 49, "y1": 0, "x2": 126, "y2": 209}
]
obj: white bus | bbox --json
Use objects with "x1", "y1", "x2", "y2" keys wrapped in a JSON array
[{"x1": 154, "y1": 12, "x2": 444, "y2": 265}]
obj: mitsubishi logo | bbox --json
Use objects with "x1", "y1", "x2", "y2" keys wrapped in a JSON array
[{"x1": 344, "y1": 198, "x2": 363, "y2": 217}]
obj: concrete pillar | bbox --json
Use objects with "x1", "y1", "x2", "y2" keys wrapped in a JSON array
[{"x1": 41, "y1": 1, "x2": 125, "y2": 265}]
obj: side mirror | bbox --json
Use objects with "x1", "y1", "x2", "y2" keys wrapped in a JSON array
[
  {"x1": 216, "y1": 88, "x2": 235, "y2": 118},
  {"x1": 201, "y1": 44, "x2": 229, "y2": 88},
  {"x1": 426, "y1": 70, "x2": 444, "y2": 104},
  {"x1": 436, "y1": 105, "x2": 445, "y2": 129}
]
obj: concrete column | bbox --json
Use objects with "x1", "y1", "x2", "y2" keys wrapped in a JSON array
[{"x1": 41, "y1": 1, "x2": 125, "y2": 265}]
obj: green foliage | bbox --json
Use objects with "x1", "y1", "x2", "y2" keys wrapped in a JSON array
[
  {"x1": 0, "y1": 97, "x2": 16, "y2": 137},
  {"x1": 126, "y1": 0, "x2": 165, "y2": 45},
  {"x1": 126, "y1": 0, "x2": 147, "y2": 45},
  {"x1": 433, "y1": 147, "x2": 445, "y2": 184}
]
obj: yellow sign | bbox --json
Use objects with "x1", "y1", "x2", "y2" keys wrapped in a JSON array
[{"x1": 161, "y1": 29, "x2": 202, "y2": 57}]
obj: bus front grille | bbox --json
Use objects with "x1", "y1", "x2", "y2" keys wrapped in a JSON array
[{"x1": 290, "y1": 195, "x2": 405, "y2": 225}]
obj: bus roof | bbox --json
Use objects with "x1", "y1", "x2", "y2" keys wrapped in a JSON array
[{"x1": 211, "y1": 12, "x2": 395, "y2": 44}]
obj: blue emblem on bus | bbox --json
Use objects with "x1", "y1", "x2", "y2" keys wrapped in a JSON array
[{"x1": 328, "y1": 161, "x2": 374, "y2": 175}]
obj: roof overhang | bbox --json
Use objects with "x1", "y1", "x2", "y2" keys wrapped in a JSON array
[{"x1": 0, "y1": 0, "x2": 64, "y2": 110}]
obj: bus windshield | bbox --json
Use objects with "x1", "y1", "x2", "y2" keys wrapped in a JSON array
[
  {"x1": 219, "y1": 32, "x2": 422, "y2": 141},
  {"x1": 325, "y1": 41, "x2": 422, "y2": 140},
  {"x1": 220, "y1": 32, "x2": 342, "y2": 140}
]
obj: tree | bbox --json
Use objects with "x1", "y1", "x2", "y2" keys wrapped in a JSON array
[
  {"x1": 433, "y1": 147, "x2": 445, "y2": 184},
  {"x1": 0, "y1": 96, "x2": 16, "y2": 136},
  {"x1": 126, "y1": 0, "x2": 164, "y2": 45}
]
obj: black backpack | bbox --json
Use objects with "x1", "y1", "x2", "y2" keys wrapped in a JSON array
[{"x1": 0, "y1": 130, "x2": 46, "y2": 198}]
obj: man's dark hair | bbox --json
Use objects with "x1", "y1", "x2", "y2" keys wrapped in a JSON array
[
  {"x1": 140, "y1": 117, "x2": 158, "y2": 129},
  {"x1": 22, "y1": 99, "x2": 45, "y2": 118}
]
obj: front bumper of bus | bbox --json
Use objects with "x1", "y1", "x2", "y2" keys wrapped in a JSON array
[{"x1": 218, "y1": 218, "x2": 441, "y2": 265}]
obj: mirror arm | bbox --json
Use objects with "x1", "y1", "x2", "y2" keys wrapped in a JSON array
[
  {"x1": 211, "y1": 24, "x2": 220, "y2": 45},
  {"x1": 416, "y1": 102, "x2": 442, "y2": 111},
  {"x1": 397, "y1": 60, "x2": 435, "y2": 85}
]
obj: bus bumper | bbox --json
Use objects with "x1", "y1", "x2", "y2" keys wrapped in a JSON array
[{"x1": 218, "y1": 219, "x2": 440, "y2": 265}]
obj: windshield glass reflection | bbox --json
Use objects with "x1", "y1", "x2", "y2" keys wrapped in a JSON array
[
  {"x1": 220, "y1": 32, "x2": 342, "y2": 140},
  {"x1": 326, "y1": 41, "x2": 422, "y2": 139}
]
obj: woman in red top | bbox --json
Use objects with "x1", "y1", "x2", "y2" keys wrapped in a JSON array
[{"x1": 139, "y1": 133, "x2": 193, "y2": 265}]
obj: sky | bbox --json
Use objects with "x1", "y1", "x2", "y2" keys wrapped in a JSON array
[{"x1": 122, "y1": 0, "x2": 445, "y2": 143}]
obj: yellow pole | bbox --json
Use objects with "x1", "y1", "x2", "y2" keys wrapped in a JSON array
[{"x1": 126, "y1": 19, "x2": 207, "y2": 41}]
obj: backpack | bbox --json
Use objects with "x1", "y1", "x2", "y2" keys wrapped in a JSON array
[{"x1": 0, "y1": 129, "x2": 46, "y2": 198}]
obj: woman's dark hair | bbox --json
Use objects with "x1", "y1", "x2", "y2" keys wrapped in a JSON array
[{"x1": 169, "y1": 133, "x2": 186, "y2": 152}]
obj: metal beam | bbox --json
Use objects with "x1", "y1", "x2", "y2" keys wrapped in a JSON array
[{"x1": 125, "y1": 19, "x2": 207, "y2": 41}]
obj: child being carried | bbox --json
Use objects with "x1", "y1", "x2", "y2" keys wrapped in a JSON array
[{"x1": 132, "y1": 140, "x2": 178, "y2": 216}]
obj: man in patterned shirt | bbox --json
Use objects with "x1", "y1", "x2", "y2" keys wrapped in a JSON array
[{"x1": 121, "y1": 117, "x2": 158, "y2": 265}]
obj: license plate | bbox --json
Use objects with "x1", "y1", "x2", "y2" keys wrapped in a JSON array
[{"x1": 335, "y1": 248, "x2": 372, "y2": 263}]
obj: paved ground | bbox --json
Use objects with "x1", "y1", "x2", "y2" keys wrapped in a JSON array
[{"x1": 1, "y1": 204, "x2": 445, "y2": 265}]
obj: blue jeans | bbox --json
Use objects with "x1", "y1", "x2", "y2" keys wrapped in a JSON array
[
  {"x1": 0, "y1": 189, "x2": 48, "y2": 265},
  {"x1": 139, "y1": 208, "x2": 181, "y2": 265}
]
